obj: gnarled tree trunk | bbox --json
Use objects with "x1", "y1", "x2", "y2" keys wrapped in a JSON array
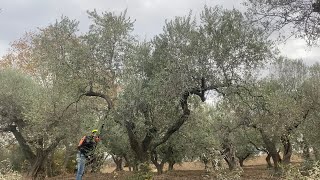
[
  {"x1": 222, "y1": 140, "x2": 238, "y2": 170},
  {"x1": 46, "y1": 152, "x2": 54, "y2": 177},
  {"x1": 281, "y1": 135, "x2": 292, "y2": 164},
  {"x1": 168, "y1": 160, "x2": 175, "y2": 171},
  {"x1": 313, "y1": 147, "x2": 320, "y2": 161},
  {"x1": 29, "y1": 149, "x2": 49, "y2": 180},
  {"x1": 112, "y1": 155, "x2": 124, "y2": 171},
  {"x1": 266, "y1": 153, "x2": 273, "y2": 168},
  {"x1": 237, "y1": 153, "x2": 251, "y2": 167},
  {"x1": 8, "y1": 125, "x2": 63, "y2": 180},
  {"x1": 302, "y1": 141, "x2": 310, "y2": 160},
  {"x1": 150, "y1": 151, "x2": 165, "y2": 174},
  {"x1": 260, "y1": 131, "x2": 281, "y2": 171}
]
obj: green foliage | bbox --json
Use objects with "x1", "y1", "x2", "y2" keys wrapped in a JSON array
[
  {"x1": 281, "y1": 164, "x2": 305, "y2": 180},
  {"x1": 234, "y1": 128, "x2": 260, "y2": 162},
  {"x1": 182, "y1": 103, "x2": 220, "y2": 160},
  {"x1": 126, "y1": 163, "x2": 153, "y2": 180},
  {"x1": 4, "y1": 4, "x2": 315, "y2": 179},
  {"x1": 306, "y1": 161, "x2": 320, "y2": 179},
  {"x1": 0, "y1": 69, "x2": 40, "y2": 135},
  {"x1": 0, "y1": 171, "x2": 22, "y2": 180},
  {"x1": 0, "y1": 69, "x2": 38, "y2": 112},
  {"x1": 281, "y1": 162, "x2": 320, "y2": 180},
  {"x1": 215, "y1": 167, "x2": 243, "y2": 180},
  {"x1": 109, "y1": 6, "x2": 273, "y2": 167},
  {"x1": 0, "y1": 144, "x2": 23, "y2": 179},
  {"x1": 8, "y1": 146, "x2": 26, "y2": 172}
]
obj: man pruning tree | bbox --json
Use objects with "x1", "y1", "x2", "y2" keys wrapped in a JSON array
[{"x1": 76, "y1": 129, "x2": 101, "y2": 180}]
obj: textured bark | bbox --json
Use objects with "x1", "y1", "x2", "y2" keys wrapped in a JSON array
[
  {"x1": 153, "y1": 162, "x2": 164, "y2": 174},
  {"x1": 9, "y1": 125, "x2": 36, "y2": 163},
  {"x1": 46, "y1": 153, "x2": 54, "y2": 177},
  {"x1": 314, "y1": 147, "x2": 320, "y2": 161},
  {"x1": 266, "y1": 153, "x2": 273, "y2": 168},
  {"x1": 222, "y1": 142, "x2": 238, "y2": 170},
  {"x1": 168, "y1": 160, "x2": 175, "y2": 171},
  {"x1": 302, "y1": 138, "x2": 311, "y2": 161},
  {"x1": 29, "y1": 150, "x2": 48, "y2": 180},
  {"x1": 123, "y1": 155, "x2": 133, "y2": 171},
  {"x1": 84, "y1": 90, "x2": 113, "y2": 110},
  {"x1": 150, "y1": 151, "x2": 165, "y2": 174},
  {"x1": 200, "y1": 154, "x2": 209, "y2": 170},
  {"x1": 124, "y1": 120, "x2": 149, "y2": 163},
  {"x1": 281, "y1": 135, "x2": 292, "y2": 164},
  {"x1": 224, "y1": 156, "x2": 237, "y2": 170},
  {"x1": 239, "y1": 159, "x2": 244, "y2": 167},
  {"x1": 62, "y1": 144, "x2": 75, "y2": 170},
  {"x1": 260, "y1": 130, "x2": 281, "y2": 171},
  {"x1": 237, "y1": 153, "x2": 251, "y2": 167},
  {"x1": 112, "y1": 155, "x2": 124, "y2": 171}
]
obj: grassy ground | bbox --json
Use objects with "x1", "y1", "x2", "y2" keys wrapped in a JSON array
[{"x1": 44, "y1": 155, "x2": 303, "y2": 180}]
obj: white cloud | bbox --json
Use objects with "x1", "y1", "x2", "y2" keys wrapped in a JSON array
[
  {"x1": 0, "y1": 41, "x2": 9, "y2": 57},
  {"x1": 278, "y1": 39, "x2": 320, "y2": 64}
]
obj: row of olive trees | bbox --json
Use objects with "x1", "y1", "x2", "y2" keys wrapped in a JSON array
[
  {"x1": 101, "y1": 0, "x2": 320, "y2": 176},
  {"x1": 1, "y1": 6, "x2": 272, "y2": 178},
  {"x1": 99, "y1": 5, "x2": 273, "y2": 174},
  {"x1": 2, "y1": 2, "x2": 319, "y2": 178},
  {"x1": 209, "y1": 58, "x2": 320, "y2": 173}
]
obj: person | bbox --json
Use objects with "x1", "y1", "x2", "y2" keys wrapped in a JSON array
[{"x1": 76, "y1": 129, "x2": 100, "y2": 180}]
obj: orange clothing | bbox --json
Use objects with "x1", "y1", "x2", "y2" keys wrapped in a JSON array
[
  {"x1": 78, "y1": 136, "x2": 86, "y2": 147},
  {"x1": 78, "y1": 135, "x2": 100, "y2": 147}
]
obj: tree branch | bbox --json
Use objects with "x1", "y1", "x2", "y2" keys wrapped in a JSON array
[
  {"x1": 45, "y1": 135, "x2": 65, "y2": 153},
  {"x1": 9, "y1": 125, "x2": 36, "y2": 163},
  {"x1": 85, "y1": 90, "x2": 113, "y2": 110},
  {"x1": 152, "y1": 78, "x2": 229, "y2": 150}
]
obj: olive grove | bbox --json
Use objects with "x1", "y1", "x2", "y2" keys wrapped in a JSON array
[{"x1": 1, "y1": 4, "x2": 320, "y2": 180}]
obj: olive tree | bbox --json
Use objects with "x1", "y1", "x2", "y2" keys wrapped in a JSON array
[
  {"x1": 0, "y1": 69, "x2": 72, "y2": 179},
  {"x1": 230, "y1": 58, "x2": 316, "y2": 171},
  {"x1": 244, "y1": 0, "x2": 320, "y2": 45},
  {"x1": 297, "y1": 63, "x2": 320, "y2": 161},
  {"x1": 109, "y1": 6, "x2": 273, "y2": 173},
  {"x1": 0, "y1": 15, "x2": 116, "y2": 178}
]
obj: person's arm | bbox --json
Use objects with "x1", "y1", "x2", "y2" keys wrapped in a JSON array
[{"x1": 77, "y1": 136, "x2": 86, "y2": 149}]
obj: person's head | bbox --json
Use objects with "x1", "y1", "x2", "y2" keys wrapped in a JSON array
[
  {"x1": 91, "y1": 129, "x2": 98, "y2": 136},
  {"x1": 91, "y1": 129, "x2": 100, "y2": 142}
]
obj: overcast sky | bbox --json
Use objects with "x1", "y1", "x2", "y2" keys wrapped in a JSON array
[{"x1": 1, "y1": 0, "x2": 319, "y2": 64}]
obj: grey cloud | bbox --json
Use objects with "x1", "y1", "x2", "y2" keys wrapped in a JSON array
[
  {"x1": 1, "y1": 0, "x2": 239, "y2": 55},
  {"x1": 0, "y1": 0, "x2": 86, "y2": 53},
  {"x1": 0, "y1": 0, "x2": 319, "y2": 64},
  {"x1": 125, "y1": 0, "x2": 243, "y2": 38}
]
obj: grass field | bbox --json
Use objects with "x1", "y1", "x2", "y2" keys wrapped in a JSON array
[{"x1": 44, "y1": 154, "x2": 304, "y2": 180}]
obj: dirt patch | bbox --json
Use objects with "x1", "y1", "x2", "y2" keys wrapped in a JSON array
[
  {"x1": 46, "y1": 155, "x2": 303, "y2": 180},
  {"x1": 241, "y1": 165, "x2": 278, "y2": 180},
  {"x1": 154, "y1": 170, "x2": 211, "y2": 180},
  {"x1": 46, "y1": 167, "x2": 276, "y2": 180},
  {"x1": 45, "y1": 171, "x2": 134, "y2": 180}
]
